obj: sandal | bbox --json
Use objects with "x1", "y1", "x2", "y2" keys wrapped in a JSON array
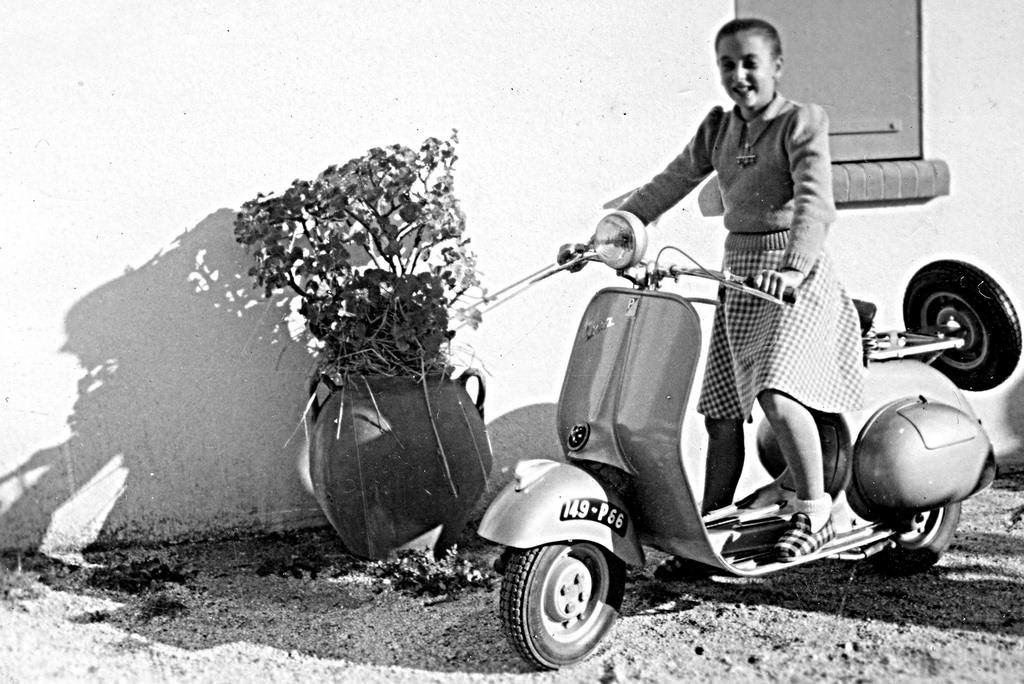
[
  {"x1": 653, "y1": 556, "x2": 714, "y2": 581},
  {"x1": 774, "y1": 513, "x2": 836, "y2": 562}
]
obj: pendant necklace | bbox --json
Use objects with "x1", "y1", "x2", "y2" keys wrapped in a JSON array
[{"x1": 736, "y1": 122, "x2": 757, "y2": 167}]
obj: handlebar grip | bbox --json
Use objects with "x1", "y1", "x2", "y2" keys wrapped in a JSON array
[{"x1": 742, "y1": 275, "x2": 797, "y2": 304}]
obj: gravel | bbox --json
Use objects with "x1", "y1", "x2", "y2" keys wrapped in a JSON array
[{"x1": 2, "y1": 470, "x2": 1024, "y2": 683}]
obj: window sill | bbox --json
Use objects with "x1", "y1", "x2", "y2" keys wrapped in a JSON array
[{"x1": 696, "y1": 159, "x2": 950, "y2": 216}]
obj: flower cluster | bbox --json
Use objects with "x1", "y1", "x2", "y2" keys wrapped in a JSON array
[{"x1": 235, "y1": 133, "x2": 483, "y2": 381}]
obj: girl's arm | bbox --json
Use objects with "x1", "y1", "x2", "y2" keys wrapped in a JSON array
[
  {"x1": 618, "y1": 107, "x2": 723, "y2": 224},
  {"x1": 780, "y1": 103, "x2": 837, "y2": 275}
]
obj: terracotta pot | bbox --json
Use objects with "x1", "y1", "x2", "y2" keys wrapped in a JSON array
[{"x1": 308, "y1": 372, "x2": 491, "y2": 559}]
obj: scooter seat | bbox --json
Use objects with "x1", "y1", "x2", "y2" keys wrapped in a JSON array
[{"x1": 852, "y1": 299, "x2": 877, "y2": 337}]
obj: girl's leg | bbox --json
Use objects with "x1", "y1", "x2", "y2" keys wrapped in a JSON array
[
  {"x1": 758, "y1": 390, "x2": 835, "y2": 561},
  {"x1": 756, "y1": 390, "x2": 824, "y2": 502},
  {"x1": 701, "y1": 417, "x2": 745, "y2": 514}
]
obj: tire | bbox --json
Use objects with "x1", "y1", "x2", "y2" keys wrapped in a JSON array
[
  {"x1": 870, "y1": 502, "x2": 961, "y2": 576},
  {"x1": 499, "y1": 542, "x2": 626, "y2": 670},
  {"x1": 903, "y1": 260, "x2": 1021, "y2": 391}
]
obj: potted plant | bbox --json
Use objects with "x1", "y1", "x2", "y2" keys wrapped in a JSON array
[{"x1": 234, "y1": 132, "x2": 491, "y2": 559}]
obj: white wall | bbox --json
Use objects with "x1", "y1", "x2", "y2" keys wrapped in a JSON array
[
  {"x1": 828, "y1": 5, "x2": 1024, "y2": 455},
  {"x1": 3, "y1": 1, "x2": 1021, "y2": 552}
]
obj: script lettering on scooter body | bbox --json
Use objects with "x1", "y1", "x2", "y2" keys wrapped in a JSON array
[{"x1": 559, "y1": 497, "x2": 628, "y2": 537}]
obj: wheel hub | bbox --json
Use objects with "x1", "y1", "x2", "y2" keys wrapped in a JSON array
[
  {"x1": 937, "y1": 305, "x2": 977, "y2": 346},
  {"x1": 544, "y1": 556, "x2": 594, "y2": 624},
  {"x1": 896, "y1": 508, "x2": 943, "y2": 549},
  {"x1": 927, "y1": 295, "x2": 989, "y2": 370}
]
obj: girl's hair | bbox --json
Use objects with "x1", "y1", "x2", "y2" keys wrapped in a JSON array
[{"x1": 715, "y1": 18, "x2": 782, "y2": 58}]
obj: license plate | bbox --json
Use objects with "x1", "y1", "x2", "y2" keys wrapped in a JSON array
[{"x1": 559, "y1": 498, "x2": 628, "y2": 537}]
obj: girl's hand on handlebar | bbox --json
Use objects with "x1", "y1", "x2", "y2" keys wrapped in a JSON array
[{"x1": 752, "y1": 268, "x2": 804, "y2": 300}]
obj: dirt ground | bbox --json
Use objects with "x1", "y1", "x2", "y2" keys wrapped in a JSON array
[{"x1": 3, "y1": 470, "x2": 1024, "y2": 684}]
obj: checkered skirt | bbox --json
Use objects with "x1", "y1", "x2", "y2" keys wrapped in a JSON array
[{"x1": 696, "y1": 248, "x2": 864, "y2": 419}]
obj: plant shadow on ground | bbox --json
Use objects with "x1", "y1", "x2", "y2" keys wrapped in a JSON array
[
  {"x1": 3, "y1": 526, "x2": 531, "y2": 675},
  {"x1": 626, "y1": 471, "x2": 1024, "y2": 640},
  {"x1": 4, "y1": 472, "x2": 1023, "y2": 675},
  {"x1": 628, "y1": 543, "x2": 1024, "y2": 638}
]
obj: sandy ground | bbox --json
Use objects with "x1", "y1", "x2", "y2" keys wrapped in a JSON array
[{"x1": 2, "y1": 469, "x2": 1024, "y2": 684}]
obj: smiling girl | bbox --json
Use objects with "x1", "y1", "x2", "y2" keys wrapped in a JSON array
[{"x1": 617, "y1": 18, "x2": 865, "y2": 566}]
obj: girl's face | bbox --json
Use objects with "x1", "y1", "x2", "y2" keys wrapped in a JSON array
[{"x1": 716, "y1": 30, "x2": 782, "y2": 120}]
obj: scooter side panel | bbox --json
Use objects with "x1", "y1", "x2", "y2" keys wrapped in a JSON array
[
  {"x1": 854, "y1": 397, "x2": 994, "y2": 513},
  {"x1": 845, "y1": 359, "x2": 994, "y2": 518},
  {"x1": 476, "y1": 461, "x2": 645, "y2": 567}
]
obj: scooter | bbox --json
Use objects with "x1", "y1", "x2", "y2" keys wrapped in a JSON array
[{"x1": 477, "y1": 210, "x2": 1022, "y2": 670}]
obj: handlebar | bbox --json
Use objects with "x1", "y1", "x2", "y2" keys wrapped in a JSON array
[
  {"x1": 551, "y1": 253, "x2": 797, "y2": 305},
  {"x1": 455, "y1": 244, "x2": 794, "y2": 328},
  {"x1": 662, "y1": 265, "x2": 796, "y2": 305}
]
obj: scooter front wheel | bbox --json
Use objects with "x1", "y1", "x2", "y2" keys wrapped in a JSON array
[
  {"x1": 871, "y1": 502, "x2": 961, "y2": 576},
  {"x1": 499, "y1": 541, "x2": 625, "y2": 670}
]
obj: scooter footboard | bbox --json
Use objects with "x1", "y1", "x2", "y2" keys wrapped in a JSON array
[{"x1": 477, "y1": 460, "x2": 645, "y2": 567}]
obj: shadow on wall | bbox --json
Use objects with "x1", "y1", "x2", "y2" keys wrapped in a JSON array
[
  {"x1": 470, "y1": 402, "x2": 563, "y2": 521},
  {"x1": 1, "y1": 210, "x2": 324, "y2": 554},
  {"x1": 1000, "y1": 373, "x2": 1024, "y2": 471}
]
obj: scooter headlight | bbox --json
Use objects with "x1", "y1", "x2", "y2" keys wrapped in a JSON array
[{"x1": 592, "y1": 210, "x2": 647, "y2": 269}]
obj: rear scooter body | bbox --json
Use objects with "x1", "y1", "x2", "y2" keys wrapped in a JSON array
[{"x1": 478, "y1": 287, "x2": 995, "y2": 576}]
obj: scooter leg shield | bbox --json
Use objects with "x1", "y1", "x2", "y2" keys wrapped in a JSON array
[{"x1": 477, "y1": 460, "x2": 645, "y2": 567}]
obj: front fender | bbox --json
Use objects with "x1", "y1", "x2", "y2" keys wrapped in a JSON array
[{"x1": 477, "y1": 459, "x2": 644, "y2": 567}]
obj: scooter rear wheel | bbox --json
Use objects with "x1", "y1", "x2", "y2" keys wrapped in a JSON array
[
  {"x1": 499, "y1": 542, "x2": 625, "y2": 670},
  {"x1": 903, "y1": 260, "x2": 1021, "y2": 391},
  {"x1": 870, "y1": 502, "x2": 961, "y2": 576}
]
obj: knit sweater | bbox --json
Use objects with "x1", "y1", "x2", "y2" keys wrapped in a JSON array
[{"x1": 619, "y1": 94, "x2": 836, "y2": 274}]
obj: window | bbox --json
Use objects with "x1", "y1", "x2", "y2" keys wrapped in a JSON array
[{"x1": 736, "y1": 0, "x2": 921, "y2": 162}]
